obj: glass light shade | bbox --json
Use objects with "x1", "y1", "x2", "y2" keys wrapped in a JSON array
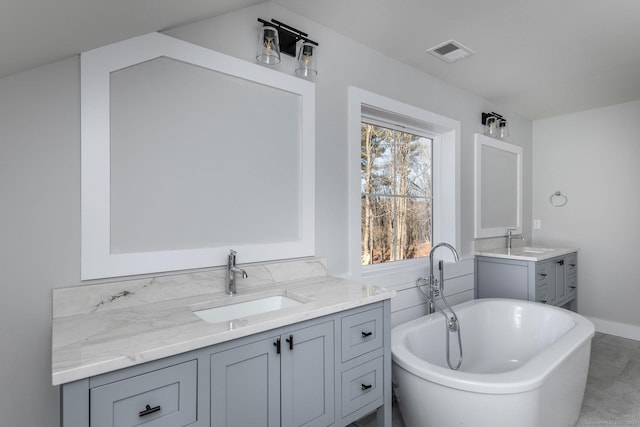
[
  {"x1": 295, "y1": 42, "x2": 317, "y2": 78},
  {"x1": 498, "y1": 119, "x2": 509, "y2": 139},
  {"x1": 256, "y1": 26, "x2": 281, "y2": 65},
  {"x1": 484, "y1": 116, "x2": 498, "y2": 137}
]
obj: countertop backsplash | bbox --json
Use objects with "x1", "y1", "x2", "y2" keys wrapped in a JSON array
[{"x1": 53, "y1": 257, "x2": 328, "y2": 318}]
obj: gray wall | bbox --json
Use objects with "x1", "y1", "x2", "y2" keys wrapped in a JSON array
[
  {"x1": 167, "y1": 2, "x2": 534, "y2": 269},
  {"x1": 0, "y1": 57, "x2": 79, "y2": 425},
  {"x1": 533, "y1": 100, "x2": 640, "y2": 339},
  {"x1": 0, "y1": 2, "x2": 531, "y2": 425}
]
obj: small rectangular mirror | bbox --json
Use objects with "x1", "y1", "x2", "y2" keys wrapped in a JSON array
[{"x1": 474, "y1": 133, "x2": 522, "y2": 238}]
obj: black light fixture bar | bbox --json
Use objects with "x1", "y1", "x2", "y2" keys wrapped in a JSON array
[
  {"x1": 481, "y1": 111, "x2": 503, "y2": 125},
  {"x1": 257, "y1": 18, "x2": 318, "y2": 57}
]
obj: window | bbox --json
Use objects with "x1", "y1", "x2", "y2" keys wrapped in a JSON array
[
  {"x1": 348, "y1": 87, "x2": 460, "y2": 279},
  {"x1": 360, "y1": 121, "x2": 433, "y2": 265}
]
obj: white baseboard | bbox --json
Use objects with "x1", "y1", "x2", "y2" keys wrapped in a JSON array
[{"x1": 585, "y1": 315, "x2": 640, "y2": 341}]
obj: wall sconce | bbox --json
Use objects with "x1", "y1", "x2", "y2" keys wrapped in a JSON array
[
  {"x1": 257, "y1": 18, "x2": 319, "y2": 77},
  {"x1": 295, "y1": 42, "x2": 317, "y2": 77},
  {"x1": 482, "y1": 112, "x2": 508, "y2": 139},
  {"x1": 256, "y1": 25, "x2": 281, "y2": 65},
  {"x1": 498, "y1": 118, "x2": 509, "y2": 139}
]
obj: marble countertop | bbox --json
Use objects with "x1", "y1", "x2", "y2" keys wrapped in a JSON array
[
  {"x1": 475, "y1": 246, "x2": 578, "y2": 262},
  {"x1": 52, "y1": 271, "x2": 394, "y2": 386}
]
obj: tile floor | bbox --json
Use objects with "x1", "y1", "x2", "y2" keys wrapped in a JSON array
[{"x1": 358, "y1": 332, "x2": 640, "y2": 426}]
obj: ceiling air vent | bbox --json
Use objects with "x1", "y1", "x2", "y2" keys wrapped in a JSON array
[{"x1": 426, "y1": 40, "x2": 474, "y2": 63}]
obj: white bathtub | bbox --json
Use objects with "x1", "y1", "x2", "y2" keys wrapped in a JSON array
[{"x1": 391, "y1": 299, "x2": 594, "y2": 427}]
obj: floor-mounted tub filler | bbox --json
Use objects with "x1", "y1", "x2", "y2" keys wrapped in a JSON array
[{"x1": 391, "y1": 299, "x2": 595, "y2": 427}]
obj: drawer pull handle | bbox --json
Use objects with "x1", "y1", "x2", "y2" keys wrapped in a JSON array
[
  {"x1": 539, "y1": 273, "x2": 547, "y2": 277},
  {"x1": 557, "y1": 260, "x2": 565, "y2": 265},
  {"x1": 361, "y1": 331, "x2": 373, "y2": 338},
  {"x1": 274, "y1": 338, "x2": 281, "y2": 354},
  {"x1": 569, "y1": 263, "x2": 576, "y2": 267},
  {"x1": 139, "y1": 404, "x2": 161, "y2": 417},
  {"x1": 361, "y1": 383, "x2": 373, "y2": 391},
  {"x1": 286, "y1": 335, "x2": 294, "y2": 350},
  {"x1": 570, "y1": 286, "x2": 576, "y2": 290},
  {"x1": 540, "y1": 300, "x2": 548, "y2": 304}
]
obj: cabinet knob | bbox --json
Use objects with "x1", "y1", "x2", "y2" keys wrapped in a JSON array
[
  {"x1": 139, "y1": 404, "x2": 161, "y2": 417},
  {"x1": 361, "y1": 383, "x2": 373, "y2": 391},
  {"x1": 361, "y1": 331, "x2": 373, "y2": 338}
]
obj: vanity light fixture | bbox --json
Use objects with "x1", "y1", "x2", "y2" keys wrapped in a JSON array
[
  {"x1": 257, "y1": 18, "x2": 319, "y2": 76},
  {"x1": 481, "y1": 112, "x2": 508, "y2": 139}
]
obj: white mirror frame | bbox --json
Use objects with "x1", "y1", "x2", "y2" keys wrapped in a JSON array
[
  {"x1": 474, "y1": 133, "x2": 522, "y2": 238},
  {"x1": 81, "y1": 33, "x2": 315, "y2": 280}
]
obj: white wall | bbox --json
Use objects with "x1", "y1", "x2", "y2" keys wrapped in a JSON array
[
  {"x1": 533, "y1": 100, "x2": 640, "y2": 339},
  {"x1": 0, "y1": 2, "x2": 531, "y2": 425}
]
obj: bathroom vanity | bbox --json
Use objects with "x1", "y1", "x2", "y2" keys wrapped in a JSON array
[
  {"x1": 53, "y1": 259, "x2": 395, "y2": 427},
  {"x1": 475, "y1": 247, "x2": 578, "y2": 310}
]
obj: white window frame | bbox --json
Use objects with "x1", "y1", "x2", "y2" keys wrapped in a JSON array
[{"x1": 348, "y1": 87, "x2": 460, "y2": 280}]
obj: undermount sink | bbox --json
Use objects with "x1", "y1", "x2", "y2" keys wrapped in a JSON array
[
  {"x1": 193, "y1": 292, "x2": 308, "y2": 324},
  {"x1": 516, "y1": 247, "x2": 554, "y2": 254}
]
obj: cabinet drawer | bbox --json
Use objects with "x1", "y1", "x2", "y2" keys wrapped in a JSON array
[
  {"x1": 341, "y1": 307, "x2": 383, "y2": 362},
  {"x1": 90, "y1": 359, "x2": 197, "y2": 427},
  {"x1": 567, "y1": 276, "x2": 577, "y2": 296},
  {"x1": 341, "y1": 356, "x2": 384, "y2": 417},
  {"x1": 535, "y1": 262, "x2": 551, "y2": 286},
  {"x1": 566, "y1": 254, "x2": 577, "y2": 274},
  {"x1": 535, "y1": 286, "x2": 552, "y2": 304}
]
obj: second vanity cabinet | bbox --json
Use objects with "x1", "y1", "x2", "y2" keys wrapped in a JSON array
[
  {"x1": 60, "y1": 301, "x2": 390, "y2": 427},
  {"x1": 475, "y1": 252, "x2": 578, "y2": 310}
]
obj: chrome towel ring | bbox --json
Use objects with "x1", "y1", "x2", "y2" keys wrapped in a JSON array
[{"x1": 550, "y1": 191, "x2": 568, "y2": 207}]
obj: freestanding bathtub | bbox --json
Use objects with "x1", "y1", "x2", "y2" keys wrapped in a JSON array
[{"x1": 391, "y1": 299, "x2": 594, "y2": 427}]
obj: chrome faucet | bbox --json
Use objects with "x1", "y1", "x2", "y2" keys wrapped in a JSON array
[
  {"x1": 424, "y1": 242, "x2": 463, "y2": 370},
  {"x1": 226, "y1": 249, "x2": 248, "y2": 296},
  {"x1": 428, "y1": 242, "x2": 460, "y2": 314},
  {"x1": 507, "y1": 228, "x2": 525, "y2": 249}
]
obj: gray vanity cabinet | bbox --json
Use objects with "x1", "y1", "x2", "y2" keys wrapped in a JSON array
[
  {"x1": 60, "y1": 301, "x2": 392, "y2": 427},
  {"x1": 475, "y1": 252, "x2": 578, "y2": 310},
  {"x1": 210, "y1": 321, "x2": 334, "y2": 427}
]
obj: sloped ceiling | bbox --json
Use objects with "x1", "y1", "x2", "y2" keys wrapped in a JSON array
[{"x1": 0, "y1": 0, "x2": 266, "y2": 78}]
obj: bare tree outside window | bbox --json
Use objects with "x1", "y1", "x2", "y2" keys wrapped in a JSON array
[{"x1": 361, "y1": 122, "x2": 432, "y2": 265}]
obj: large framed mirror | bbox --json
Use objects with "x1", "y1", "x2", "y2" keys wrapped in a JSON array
[
  {"x1": 474, "y1": 133, "x2": 522, "y2": 238},
  {"x1": 81, "y1": 33, "x2": 315, "y2": 280}
]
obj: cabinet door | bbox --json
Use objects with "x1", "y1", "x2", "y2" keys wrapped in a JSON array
[
  {"x1": 210, "y1": 337, "x2": 280, "y2": 427},
  {"x1": 555, "y1": 258, "x2": 566, "y2": 301},
  {"x1": 280, "y1": 321, "x2": 335, "y2": 427}
]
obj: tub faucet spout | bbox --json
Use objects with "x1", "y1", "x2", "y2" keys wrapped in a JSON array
[
  {"x1": 226, "y1": 249, "x2": 248, "y2": 296},
  {"x1": 429, "y1": 242, "x2": 460, "y2": 296}
]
